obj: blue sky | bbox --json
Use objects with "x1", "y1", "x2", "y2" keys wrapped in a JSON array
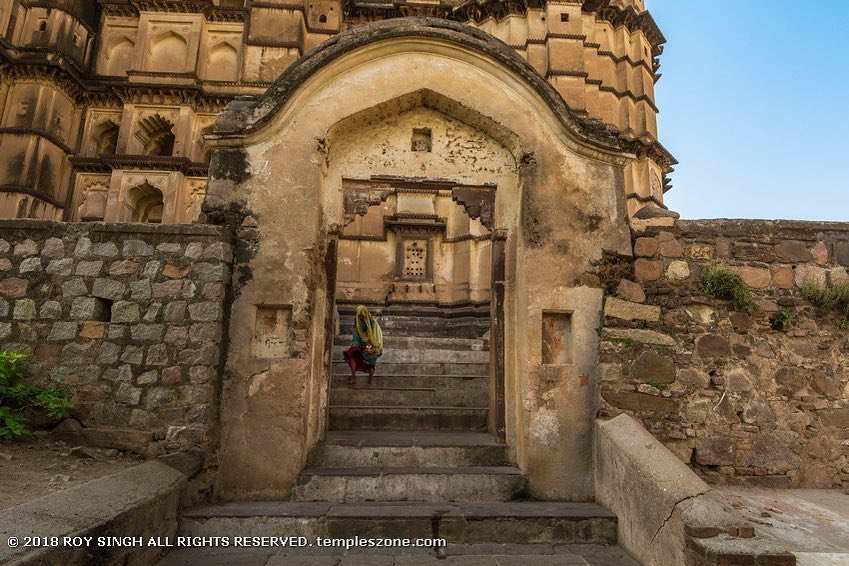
[{"x1": 648, "y1": 1, "x2": 849, "y2": 221}]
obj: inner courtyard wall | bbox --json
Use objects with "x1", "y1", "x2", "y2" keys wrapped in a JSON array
[{"x1": 599, "y1": 218, "x2": 849, "y2": 489}]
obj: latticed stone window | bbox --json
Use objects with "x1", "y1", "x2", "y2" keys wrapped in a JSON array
[{"x1": 403, "y1": 239, "x2": 427, "y2": 278}]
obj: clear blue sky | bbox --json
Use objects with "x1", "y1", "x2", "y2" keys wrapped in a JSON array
[{"x1": 649, "y1": 1, "x2": 849, "y2": 221}]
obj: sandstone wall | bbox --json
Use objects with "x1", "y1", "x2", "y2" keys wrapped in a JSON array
[
  {"x1": 599, "y1": 218, "x2": 849, "y2": 488},
  {"x1": 0, "y1": 220, "x2": 231, "y2": 458}
]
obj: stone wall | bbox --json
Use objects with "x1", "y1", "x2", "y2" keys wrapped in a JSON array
[
  {"x1": 0, "y1": 220, "x2": 231, "y2": 458},
  {"x1": 599, "y1": 218, "x2": 849, "y2": 488}
]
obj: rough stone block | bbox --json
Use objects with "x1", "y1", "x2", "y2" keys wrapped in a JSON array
[
  {"x1": 146, "y1": 343, "x2": 169, "y2": 366},
  {"x1": 0, "y1": 277, "x2": 28, "y2": 297},
  {"x1": 615, "y1": 279, "x2": 645, "y2": 303},
  {"x1": 604, "y1": 297, "x2": 660, "y2": 322},
  {"x1": 41, "y1": 237, "x2": 65, "y2": 259},
  {"x1": 143, "y1": 260, "x2": 161, "y2": 278},
  {"x1": 61, "y1": 277, "x2": 88, "y2": 297},
  {"x1": 835, "y1": 241, "x2": 849, "y2": 266},
  {"x1": 0, "y1": 298, "x2": 8, "y2": 317},
  {"x1": 163, "y1": 301, "x2": 187, "y2": 322},
  {"x1": 13, "y1": 239, "x2": 38, "y2": 257},
  {"x1": 771, "y1": 266, "x2": 794, "y2": 289},
  {"x1": 18, "y1": 257, "x2": 42, "y2": 273},
  {"x1": 137, "y1": 370, "x2": 159, "y2": 385},
  {"x1": 633, "y1": 237, "x2": 658, "y2": 257},
  {"x1": 130, "y1": 324, "x2": 164, "y2": 342},
  {"x1": 192, "y1": 262, "x2": 226, "y2": 282},
  {"x1": 156, "y1": 243, "x2": 182, "y2": 254},
  {"x1": 108, "y1": 260, "x2": 139, "y2": 276},
  {"x1": 121, "y1": 345, "x2": 144, "y2": 364},
  {"x1": 70, "y1": 297, "x2": 108, "y2": 321},
  {"x1": 631, "y1": 351, "x2": 676, "y2": 384},
  {"x1": 111, "y1": 301, "x2": 140, "y2": 323},
  {"x1": 92, "y1": 278, "x2": 127, "y2": 300},
  {"x1": 0, "y1": 258, "x2": 10, "y2": 271},
  {"x1": 92, "y1": 242, "x2": 119, "y2": 257},
  {"x1": 665, "y1": 260, "x2": 691, "y2": 281},
  {"x1": 39, "y1": 301, "x2": 62, "y2": 319},
  {"x1": 775, "y1": 240, "x2": 812, "y2": 262},
  {"x1": 163, "y1": 264, "x2": 191, "y2": 278},
  {"x1": 46, "y1": 258, "x2": 74, "y2": 276},
  {"x1": 79, "y1": 321, "x2": 105, "y2": 339},
  {"x1": 48, "y1": 322, "x2": 78, "y2": 341},
  {"x1": 605, "y1": 328, "x2": 676, "y2": 346},
  {"x1": 74, "y1": 237, "x2": 92, "y2": 257},
  {"x1": 185, "y1": 242, "x2": 204, "y2": 259},
  {"x1": 695, "y1": 334, "x2": 732, "y2": 358},
  {"x1": 634, "y1": 259, "x2": 663, "y2": 282},
  {"x1": 114, "y1": 383, "x2": 142, "y2": 405},
  {"x1": 203, "y1": 242, "x2": 232, "y2": 262},
  {"x1": 75, "y1": 260, "x2": 103, "y2": 276},
  {"x1": 13, "y1": 299, "x2": 36, "y2": 320},
  {"x1": 145, "y1": 387, "x2": 174, "y2": 409},
  {"x1": 122, "y1": 240, "x2": 154, "y2": 257},
  {"x1": 738, "y1": 266, "x2": 770, "y2": 289},
  {"x1": 130, "y1": 280, "x2": 152, "y2": 301},
  {"x1": 794, "y1": 264, "x2": 827, "y2": 288},
  {"x1": 694, "y1": 436, "x2": 737, "y2": 466},
  {"x1": 0, "y1": 323, "x2": 12, "y2": 340},
  {"x1": 188, "y1": 302, "x2": 222, "y2": 322},
  {"x1": 97, "y1": 342, "x2": 121, "y2": 364},
  {"x1": 658, "y1": 237, "x2": 684, "y2": 258}
]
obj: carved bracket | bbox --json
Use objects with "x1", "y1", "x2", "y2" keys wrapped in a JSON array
[{"x1": 451, "y1": 186, "x2": 496, "y2": 230}]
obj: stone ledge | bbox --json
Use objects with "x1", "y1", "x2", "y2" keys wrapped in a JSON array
[
  {"x1": 0, "y1": 461, "x2": 187, "y2": 565},
  {"x1": 0, "y1": 219, "x2": 227, "y2": 238},
  {"x1": 594, "y1": 414, "x2": 794, "y2": 566}
]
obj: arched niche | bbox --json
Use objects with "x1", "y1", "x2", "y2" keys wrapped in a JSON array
[
  {"x1": 147, "y1": 31, "x2": 188, "y2": 73},
  {"x1": 126, "y1": 182, "x2": 164, "y2": 223},
  {"x1": 92, "y1": 120, "x2": 120, "y2": 155},
  {"x1": 103, "y1": 36, "x2": 135, "y2": 76},
  {"x1": 206, "y1": 42, "x2": 238, "y2": 82},
  {"x1": 134, "y1": 114, "x2": 175, "y2": 156}
]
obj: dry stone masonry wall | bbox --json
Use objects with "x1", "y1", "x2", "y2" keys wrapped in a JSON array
[
  {"x1": 599, "y1": 218, "x2": 849, "y2": 489},
  {"x1": 0, "y1": 220, "x2": 231, "y2": 458}
]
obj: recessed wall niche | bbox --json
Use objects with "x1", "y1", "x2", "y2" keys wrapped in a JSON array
[
  {"x1": 541, "y1": 311, "x2": 573, "y2": 365},
  {"x1": 252, "y1": 305, "x2": 293, "y2": 358},
  {"x1": 411, "y1": 128, "x2": 432, "y2": 152}
]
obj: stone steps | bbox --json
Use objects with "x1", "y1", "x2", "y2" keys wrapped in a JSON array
[
  {"x1": 159, "y1": 544, "x2": 638, "y2": 564},
  {"x1": 331, "y1": 373, "x2": 487, "y2": 389},
  {"x1": 290, "y1": 466, "x2": 525, "y2": 502},
  {"x1": 329, "y1": 386, "x2": 488, "y2": 408},
  {"x1": 332, "y1": 361, "x2": 489, "y2": 375},
  {"x1": 329, "y1": 406, "x2": 488, "y2": 431},
  {"x1": 335, "y1": 335, "x2": 487, "y2": 351},
  {"x1": 332, "y1": 346, "x2": 489, "y2": 364},
  {"x1": 309, "y1": 432, "x2": 509, "y2": 467},
  {"x1": 179, "y1": 501, "x2": 619, "y2": 546}
]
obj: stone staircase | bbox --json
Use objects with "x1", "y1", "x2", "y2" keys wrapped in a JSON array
[{"x1": 164, "y1": 311, "x2": 638, "y2": 564}]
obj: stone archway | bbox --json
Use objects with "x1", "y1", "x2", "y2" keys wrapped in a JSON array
[{"x1": 205, "y1": 18, "x2": 634, "y2": 501}]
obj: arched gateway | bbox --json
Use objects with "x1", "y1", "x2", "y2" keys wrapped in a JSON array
[{"x1": 205, "y1": 18, "x2": 635, "y2": 501}]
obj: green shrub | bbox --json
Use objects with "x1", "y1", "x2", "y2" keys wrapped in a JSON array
[
  {"x1": 699, "y1": 263, "x2": 758, "y2": 313},
  {"x1": 771, "y1": 308, "x2": 793, "y2": 331},
  {"x1": 801, "y1": 282, "x2": 849, "y2": 316},
  {"x1": 0, "y1": 352, "x2": 73, "y2": 439}
]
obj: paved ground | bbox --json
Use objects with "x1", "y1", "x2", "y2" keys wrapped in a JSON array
[
  {"x1": 157, "y1": 544, "x2": 639, "y2": 565},
  {"x1": 716, "y1": 487, "x2": 849, "y2": 566}
]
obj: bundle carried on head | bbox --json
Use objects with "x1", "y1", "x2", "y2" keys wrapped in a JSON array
[{"x1": 354, "y1": 305, "x2": 383, "y2": 354}]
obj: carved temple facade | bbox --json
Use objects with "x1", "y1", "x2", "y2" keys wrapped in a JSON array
[{"x1": 0, "y1": 0, "x2": 674, "y2": 224}]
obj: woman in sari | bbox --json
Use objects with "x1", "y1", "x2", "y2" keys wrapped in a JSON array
[{"x1": 344, "y1": 305, "x2": 383, "y2": 386}]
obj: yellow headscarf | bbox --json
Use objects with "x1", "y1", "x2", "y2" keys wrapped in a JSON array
[{"x1": 354, "y1": 305, "x2": 383, "y2": 353}]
